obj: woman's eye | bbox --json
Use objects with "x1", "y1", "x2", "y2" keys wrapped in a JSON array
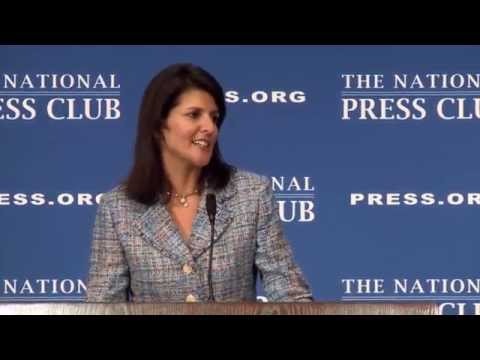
[{"x1": 187, "y1": 111, "x2": 200, "y2": 119}]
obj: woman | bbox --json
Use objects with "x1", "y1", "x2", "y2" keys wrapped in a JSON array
[{"x1": 86, "y1": 63, "x2": 313, "y2": 302}]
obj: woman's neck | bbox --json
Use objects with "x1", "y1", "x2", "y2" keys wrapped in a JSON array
[{"x1": 164, "y1": 162, "x2": 202, "y2": 195}]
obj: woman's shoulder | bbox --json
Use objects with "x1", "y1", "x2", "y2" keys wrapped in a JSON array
[
  {"x1": 97, "y1": 183, "x2": 148, "y2": 213},
  {"x1": 229, "y1": 168, "x2": 271, "y2": 193}
]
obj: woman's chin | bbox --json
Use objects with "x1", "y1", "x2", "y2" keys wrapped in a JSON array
[{"x1": 189, "y1": 156, "x2": 212, "y2": 168}]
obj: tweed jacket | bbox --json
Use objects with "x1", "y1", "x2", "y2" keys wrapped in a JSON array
[{"x1": 86, "y1": 169, "x2": 313, "y2": 303}]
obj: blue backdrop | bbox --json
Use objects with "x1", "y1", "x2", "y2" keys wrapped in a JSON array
[{"x1": 1, "y1": 45, "x2": 479, "y2": 314}]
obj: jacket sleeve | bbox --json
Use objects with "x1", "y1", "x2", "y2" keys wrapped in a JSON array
[
  {"x1": 254, "y1": 176, "x2": 314, "y2": 302},
  {"x1": 86, "y1": 194, "x2": 130, "y2": 302}
]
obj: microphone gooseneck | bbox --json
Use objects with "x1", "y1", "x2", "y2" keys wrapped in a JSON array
[{"x1": 206, "y1": 193, "x2": 217, "y2": 302}]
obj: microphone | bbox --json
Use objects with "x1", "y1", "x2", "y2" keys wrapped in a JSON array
[{"x1": 206, "y1": 193, "x2": 217, "y2": 302}]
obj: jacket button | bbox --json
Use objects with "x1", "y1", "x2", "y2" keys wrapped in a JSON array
[
  {"x1": 182, "y1": 264, "x2": 193, "y2": 274},
  {"x1": 185, "y1": 294, "x2": 197, "y2": 302}
]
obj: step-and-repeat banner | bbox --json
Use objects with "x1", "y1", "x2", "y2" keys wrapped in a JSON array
[{"x1": 1, "y1": 45, "x2": 479, "y2": 314}]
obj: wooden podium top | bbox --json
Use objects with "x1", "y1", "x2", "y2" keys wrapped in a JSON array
[{"x1": 0, "y1": 302, "x2": 439, "y2": 315}]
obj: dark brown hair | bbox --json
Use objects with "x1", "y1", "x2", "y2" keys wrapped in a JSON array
[{"x1": 123, "y1": 63, "x2": 234, "y2": 205}]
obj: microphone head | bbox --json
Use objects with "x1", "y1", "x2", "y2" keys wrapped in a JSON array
[{"x1": 206, "y1": 193, "x2": 217, "y2": 220}]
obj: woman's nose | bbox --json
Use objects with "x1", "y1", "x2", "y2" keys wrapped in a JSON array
[{"x1": 200, "y1": 114, "x2": 217, "y2": 133}]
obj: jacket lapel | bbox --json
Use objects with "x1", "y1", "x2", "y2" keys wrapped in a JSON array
[
  {"x1": 134, "y1": 201, "x2": 193, "y2": 265},
  {"x1": 133, "y1": 178, "x2": 238, "y2": 264},
  {"x1": 189, "y1": 180, "x2": 237, "y2": 259}
]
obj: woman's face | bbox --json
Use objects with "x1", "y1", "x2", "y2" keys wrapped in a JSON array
[{"x1": 159, "y1": 88, "x2": 220, "y2": 170}]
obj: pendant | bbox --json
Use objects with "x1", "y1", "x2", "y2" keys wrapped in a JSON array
[{"x1": 179, "y1": 196, "x2": 189, "y2": 207}]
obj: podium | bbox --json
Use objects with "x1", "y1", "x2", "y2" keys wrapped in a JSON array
[{"x1": 0, "y1": 302, "x2": 439, "y2": 315}]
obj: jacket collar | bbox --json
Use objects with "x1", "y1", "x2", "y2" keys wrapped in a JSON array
[{"x1": 134, "y1": 178, "x2": 237, "y2": 265}]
